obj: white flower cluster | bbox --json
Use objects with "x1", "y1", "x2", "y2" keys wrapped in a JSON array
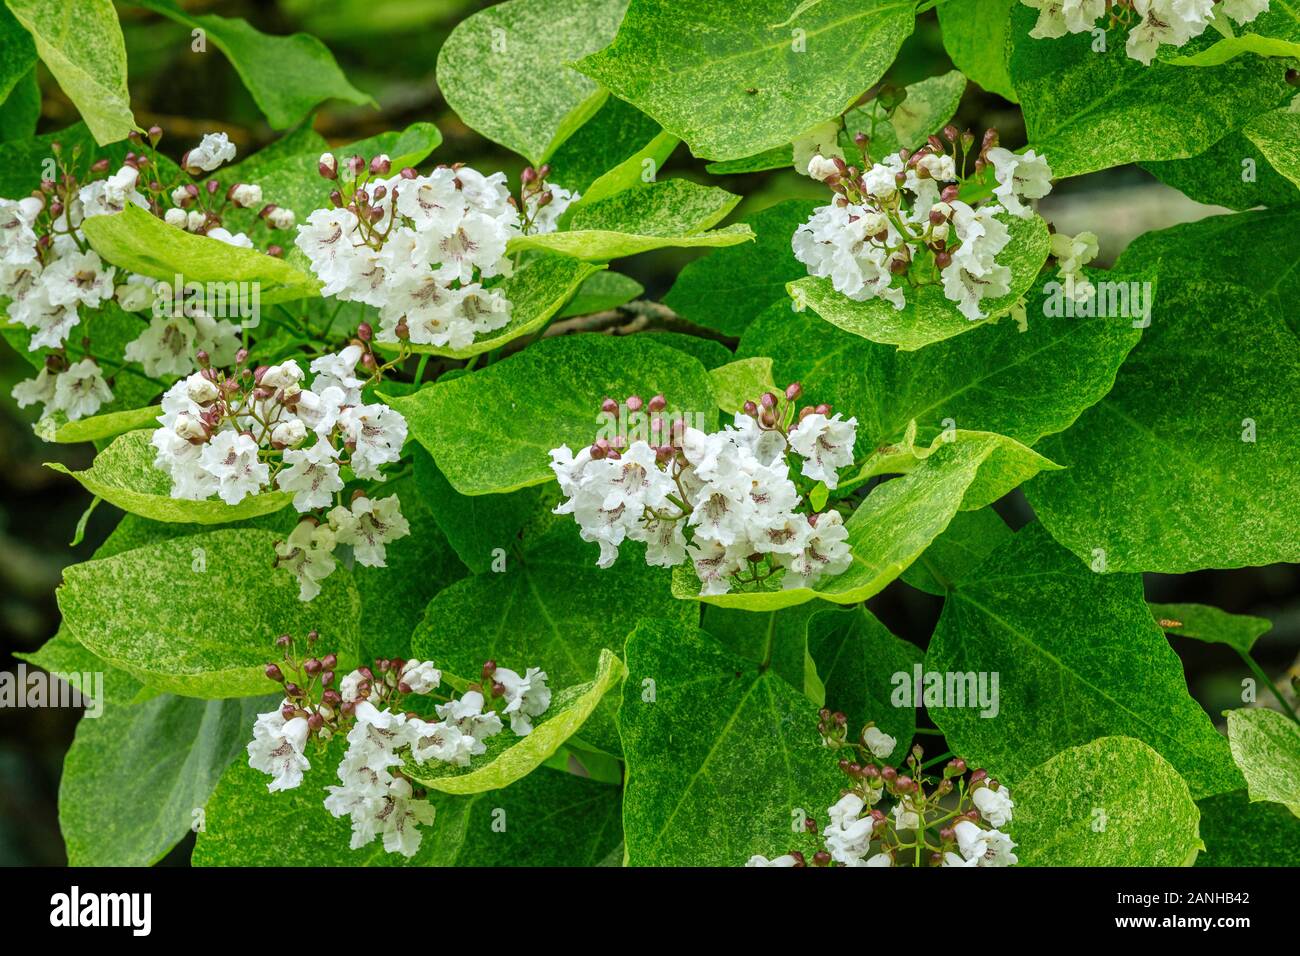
[
  {"x1": 550, "y1": 391, "x2": 858, "y2": 595},
  {"x1": 248, "y1": 657, "x2": 551, "y2": 858},
  {"x1": 149, "y1": 347, "x2": 409, "y2": 599},
  {"x1": 794, "y1": 138, "x2": 1052, "y2": 321},
  {"x1": 295, "y1": 155, "x2": 575, "y2": 352},
  {"x1": 1022, "y1": 0, "x2": 1269, "y2": 64},
  {"x1": 6, "y1": 131, "x2": 295, "y2": 422}
]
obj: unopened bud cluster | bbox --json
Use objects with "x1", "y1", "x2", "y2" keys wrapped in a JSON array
[
  {"x1": 6, "y1": 129, "x2": 294, "y2": 423},
  {"x1": 550, "y1": 385, "x2": 859, "y2": 594},
  {"x1": 747, "y1": 712, "x2": 1017, "y2": 867},
  {"x1": 149, "y1": 345, "x2": 409, "y2": 600},
  {"x1": 795, "y1": 118, "x2": 1052, "y2": 321},
  {"x1": 1021, "y1": 0, "x2": 1270, "y2": 65},
  {"x1": 249, "y1": 633, "x2": 552, "y2": 858}
]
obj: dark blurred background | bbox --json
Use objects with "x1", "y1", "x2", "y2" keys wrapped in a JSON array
[{"x1": 2, "y1": 1, "x2": 1296, "y2": 865}]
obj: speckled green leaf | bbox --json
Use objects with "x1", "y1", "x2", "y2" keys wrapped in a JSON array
[
  {"x1": 47, "y1": 429, "x2": 294, "y2": 525},
  {"x1": 806, "y1": 606, "x2": 921, "y2": 757},
  {"x1": 136, "y1": 0, "x2": 372, "y2": 129},
  {"x1": 620, "y1": 619, "x2": 843, "y2": 866},
  {"x1": 547, "y1": 97, "x2": 665, "y2": 195},
  {"x1": 1009, "y1": 4, "x2": 1294, "y2": 178},
  {"x1": 1151, "y1": 603, "x2": 1273, "y2": 656},
  {"x1": 938, "y1": 0, "x2": 1017, "y2": 101},
  {"x1": 408, "y1": 649, "x2": 625, "y2": 794},
  {"x1": 46, "y1": 405, "x2": 163, "y2": 445},
  {"x1": 557, "y1": 270, "x2": 644, "y2": 319},
  {"x1": 1026, "y1": 280, "x2": 1300, "y2": 574},
  {"x1": 1012, "y1": 737, "x2": 1203, "y2": 866},
  {"x1": 582, "y1": 130, "x2": 680, "y2": 205},
  {"x1": 663, "y1": 200, "x2": 819, "y2": 337},
  {"x1": 646, "y1": 331, "x2": 733, "y2": 370},
  {"x1": 707, "y1": 357, "x2": 776, "y2": 415},
  {"x1": 844, "y1": 70, "x2": 967, "y2": 157},
  {"x1": 16, "y1": 627, "x2": 143, "y2": 707},
  {"x1": 788, "y1": 212, "x2": 1050, "y2": 350},
  {"x1": 575, "y1": 0, "x2": 915, "y2": 162},
  {"x1": 672, "y1": 429, "x2": 1057, "y2": 611},
  {"x1": 57, "y1": 528, "x2": 362, "y2": 698},
  {"x1": 0, "y1": 4, "x2": 35, "y2": 103},
  {"x1": 195, "y1": 746, "x2": 620, "y2": 866},
  {"x1": 701, "y1": 601, "x2": 832, "y2": 702},
  {"x1": 1241, "y1": 107, "x2": 1300, "y2": 190},
  {"x1": 437, "y1": 0, "x2": 628, "y2": 164},
  {"x1": 386, "y1": 332, "x2": 716, "y2": 496},
  {"x1": 0, "y1": 66, "x2": 39, "y2": 142},
  {"x1": 412, "y1": 522, "x2": 692, "y2": 756},
  {"x1": 83, "y1": 205, "x2": 319, "y2": 305},
  {"x1": 899, "y1": 506, "x2": 1013, "y2": 595},
  {"x1": 59, "y1": 693, "x2": 274, "y2": 865},
  {"x1": 5, "y1": 0, "x2": 134, "y2": 144},
  {"x1": 925, "y1": 523, "x2": 1242, "y2": 800},
  {"x1": 1164, "y1": 6, "x2": 1300, "y2": 66},
  {"x1": 1196, "y1": 789, "x2": 1300, "y2": 866},
  {"x1": 741, "y1": 270, "x2": 1142, "y2": 451},
  {"x1": 1142, "y1": 123, "x2": 1300, "y2": 211},
  {"x1": 411, "y1": 445, "x2": 540, "y2": 574},
  {"x1": 509, "y1": 179, "x2": 752, "y2": 261},
  {"x1": 374, "y1": 256, "x2": 603, "y2": 360},
  {"x1": 1227, "y1": 708, "x2": 1300, "y2": 818}
]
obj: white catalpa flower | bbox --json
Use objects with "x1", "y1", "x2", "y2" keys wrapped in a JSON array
[
  {"x1": 0, "y1": 197, "x2": 41, "y2": 265},
  {"x1": 328, "y1": 494, "x2": 410, "y2": 567},
  {"x1": 1022, "y1": 0, "x2": 1108, "y2": 38},
  {"x1": 524, "y1": 184, "x2": 579, "y2": 234},
  {"x1": 863, "y1": 725, "x2": 897, "y2": 760},
  {"x1": 1051, "y1": 230, "x2": 1099, "y2": 302},
  {"x1": 247, "y1": 703, "x2": 311, "y2": 793},
  {"x1": 788, "y1": 413, "x2": 858, "y2": 489},
  {"x1": 79, "y1": 165, "x2": 149, "y2": 219},
  {"x1": 1219, "y1": 0, "x2": 1269, "y2": 22},
  {"x1": 409, "y1": 719, "x2": 477, "y2": 767},
  {"x1": 278, "y1": 441, "x2": 344, "y2": 512},
  {"x1": 41, "y1": 250, "x2": 116, "y2": 309},
  {"x1": 310, "y1": 345, "x2": 366, "y2": 403},
  {"x1": 985, "y1": 147, "x2": 1053, "y2": 218},
  {"x1": 338, "y1": 404, "x2": 407, "y2": 479},
  {"x1": 782, "y1": 511, "x2": 852, "y2": 590},
  {"x1": 200, "y1": 430, "x2": 269, "y2": 505},
  {"x1": 954, "y1": 819, "x2": 1019, "y2": 867},
  {"x1": 823, "y1": 793, "x2": 874, "y2": 866},
  {"x1": 892, "y1": 799, "x2": 922, "y2": 831},
  {"x1": 185, "y1": 132, "x2": 237, "y2": 172},
  {"x1": 274, "y1": 519, "x2": 337, "y2": 601},
  {"x1": 123, "y1": 314, "x2": 197, "y2": 378},
  {"x1": 53, "y1": 359, "x2": 113, "y2": 420},
  {"x1": 435, "y1": 690, "x2": 503, "y2": 745},
  {"x1": 1127, "y1": 0, "x2": 1199, "y2": 64},
  {"x1": 746, "y1": 854, "x2": 801, "y2": 867},
  {"x1": 11, "y1": 367, "x2": 58, "y2": 412},
  {"x1": 494, "y1": 666, "x2": 552, "y2": 736},
  {"x1": 399, "y1": 659, "x2": 441, "y2": 695},
  {"x1": 972, "y1": 784, "x2": 1015, "y2": 828}
]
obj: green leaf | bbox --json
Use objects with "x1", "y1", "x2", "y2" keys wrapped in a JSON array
[
  {"x1": 788, "y1": 212, "x2": 1050, "y2": 350},
  {"x1": 1240, "y1": 107, "x2": 1300, "y2": 191},
  {"x1": 806, "y1": 606, "x2": 922, "y2": 756},
  {"x1": 575, "y1": 0, "x2": 915, "y2": 162},
  {"x1": 1026, "y1": 280, "x2": 1300, "y2": 573},
  {"x1": 82, "y1": 204, "x2": 319, "y2": 304},
  {"x1": 195, "y1": 748, "x2": 620, "y2": 866},
  {"x1": 925, "y1": 522, "x2": 1242, "y2": 800},
  {"x1": 645, "y1": 330, "x2": 733, "y2": 370},
  {"x1": 436, "y1": 0, "x2": 628, "y2": 164},
  {"x1": 740, "y1": 272, "x2": 1143, "y2": 449},
  {"x1": 701, "y1": 601, "x2": 832, "y2": 702},
  {"x1": 1151, "y1": 603, "x2": 1273, "y2": 656},
  {"x1": 56, "y1": 528, "x2": 361, "y2": 698},
  {"x1": 1009, "y1": 3, "x2": 1295, "y2": 178},
  {"x1": 47, "y1": 429, "x2": 293, "y2": 525},
  {"x1": 45, "y1": 405, "x2": 162, "y2": 445},
  {"x1": 411, "y1": 445, "x2": 541, "y2": 574},
  {"x1": 581, "y1": 130, "x2": 680, "y2": 205},
  {"x1": 704, "y1": 144, "x2": 797, "y2": 176},
  {"x1": 546, "y1": 96, "x2": 665, "y2": 195},
  {"x1": 386, "y1": 332, "x2": 716, "y2": 496},
  {"x1": 672, "y1": 429, "x2": 1058, "y2": 611},
  {"x1": 392, "y1": 256, "x2": 603, "y2": 359},
  {"x1": 411, "y1": 522, "x2": 694, "y2": 756},
  {"x1": 1011, "y1": 737, "x2": 1203, "y2": 866},
  {"x1": 1226, "y1": 708, "x2": 1300, "y2": 818},
  {"x1": 844, "y1": 70, "x2": 968, "y2": 157},
  {"x1": 0, "y1": 4, "x2": 35, "y2": 102},
  {"x1": 1164, "y1": 6, "x2": 1300, "y2": 66},
  {"x1": 351, "y1": 468, "x2": 467, "y2": 661},
  {"x1": 663, "y1": 200, "x2": 820, "y2": 337},
  {"x1": 707, "y1": 357, "x2": 775, "y2": 415},
  {"x1": 135, "y1": 0, "x2": 372, "y2": 129},
  {"x1": 1142, "y1": 123, "x2": 1300, "y2": 212},
  {"x1": 16, "y1": 627, "x2": 143, "y2": 707},
  {"x1": 5, "y1": 0, "x2": 134, "y2": 145},
  {"x1": 556, "y1": 270, "x2": 644, "y2": 319},
  {"x1": 509, "y1": 179, "x2": 753, "y2": 261},
  {"x1": 899, "y1": 506, "x2": 1013, "y2": 595},
  {"x1": 1196, "y1": 789, "x2": 1300, "y2": 866},
  {"x1": 937, "y1": 0, "x2": 1017, "y2": 101},
  {"x1": 620, "y1": 619, "x2": 843, "y2": 866},
  {"x1": 59, "y1": 693, "x2": 274, "y2": 865},
  {"x1": 407, "y1": 649, "x2": 626, "y2": 794},
  {"x1": 0, "y1": 66, "x2": 40, "y2": 142}
]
